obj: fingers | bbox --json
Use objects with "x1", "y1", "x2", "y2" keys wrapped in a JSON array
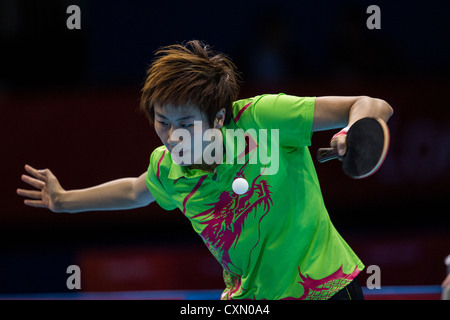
[
  {"x1": 16, "y1": 188, "x2": 42, "y2": 199},
  {"x1": 16, "y1": 187, "x2": 46, "y2": 207},
  {"x1": 21, "y1": 173, "x2": 45, "y2": 190},
  {"x1": 23, "y1": 199, "x2": 47, "y2": 208},
  {"x1": 330, "y1": 136, "x2": 347, "y2": 157},
  {"x1": 18, "y1": 164, "x2": 52, "y2": 209},
  {"x1": 21, "y1": 164, "x2": 55, "y2": 189},
  {"x1": 24, "y1": 164, "x2": 47, "y2": 181}
]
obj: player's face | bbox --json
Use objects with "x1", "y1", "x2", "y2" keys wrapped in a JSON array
[{"x1": 153, "y1": 103, "x2": 217, "y2": 166}]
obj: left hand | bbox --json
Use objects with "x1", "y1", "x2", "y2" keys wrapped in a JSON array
[{"x1": 17, "y1": 164, "x2": 65, "y2": 212}]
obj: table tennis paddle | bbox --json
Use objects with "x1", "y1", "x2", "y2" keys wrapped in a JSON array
[{"x1": 316, "y1": 117, "x2": 390, "y2": 179}]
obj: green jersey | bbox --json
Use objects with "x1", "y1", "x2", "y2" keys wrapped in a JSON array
[{"x1": 145, "y1": 94, "x2": 364, "y2": 300}]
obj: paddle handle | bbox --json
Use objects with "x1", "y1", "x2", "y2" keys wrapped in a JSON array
[{"x1": 317, "y1": 148, "x2": 339, "y2": 163}]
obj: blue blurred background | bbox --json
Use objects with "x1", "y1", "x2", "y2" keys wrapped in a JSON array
[{"x1": 1, "y1": 0, "x2": 449, "y2": 295}]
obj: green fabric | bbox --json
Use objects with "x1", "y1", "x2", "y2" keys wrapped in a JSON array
[{"x1": 145, "y1": 94, "x2": 364, "y2": 300}]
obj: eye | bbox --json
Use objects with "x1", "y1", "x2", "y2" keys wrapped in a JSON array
[
  {"x1": 181, "y1": 123, "x2": 193, "y2": 128},
  {"x1": 157, "y1": 120, "x2": 168, "y2": 126}
]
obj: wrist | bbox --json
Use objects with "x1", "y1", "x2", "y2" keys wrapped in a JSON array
[
  {"x1": 53, "y1": 189, "x2": 71, "y2": 213},
  {"x1": 331, "y1": 126, "x2": 350, "y2": 142}
]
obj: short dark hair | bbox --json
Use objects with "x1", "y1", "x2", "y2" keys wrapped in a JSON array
[{"x1": 140, "y1": 40, "x2": 241, "y2": 127}]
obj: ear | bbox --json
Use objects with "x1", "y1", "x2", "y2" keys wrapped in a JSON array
[{"x1": 214, "y1": 108, "x2": 226, "y2": 129}]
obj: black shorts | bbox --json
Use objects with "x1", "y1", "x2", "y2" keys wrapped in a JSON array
[{"x1": 329, "y1": 277, "x2": 364, "y2": 300}]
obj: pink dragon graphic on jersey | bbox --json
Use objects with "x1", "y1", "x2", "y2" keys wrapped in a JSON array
[
  {"x1": 191, "y1": 147, "x2": 273, "y2": 275},
  {"x1": 293, "y1": 265, "x2": 361, "y2": 300}
]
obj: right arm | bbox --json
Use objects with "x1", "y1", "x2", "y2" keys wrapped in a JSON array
[{"x1": 17, "y1": 165, "x2": 155, "y2": 213}]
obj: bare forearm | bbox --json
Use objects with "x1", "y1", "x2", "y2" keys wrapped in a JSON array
[
  {"x1": 313, "y1": 96, "x2": 393, "y2": 132},
  {"x1": 58, "y1": 177, "x2": 150, "y2": 213},
  {"x1": 348, "y1": 96, "x2": 393, "y2": 126}
]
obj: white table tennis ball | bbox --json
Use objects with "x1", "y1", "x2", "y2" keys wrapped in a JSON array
[{"x1": 232, "y1": 177, "x2": 249, "y2": 195}]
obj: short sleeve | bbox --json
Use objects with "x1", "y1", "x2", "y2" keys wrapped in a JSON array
[
  {"x1": 145, "y1": 148, "x2": 177, "y2": 211},
  {"x1": 250, "y1": 94, "x2": 315, "y2": 148}
]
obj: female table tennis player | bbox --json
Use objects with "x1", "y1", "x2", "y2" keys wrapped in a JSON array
[{"x1": 17, "y1": 40, "x2": 393, "y2": 300}]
